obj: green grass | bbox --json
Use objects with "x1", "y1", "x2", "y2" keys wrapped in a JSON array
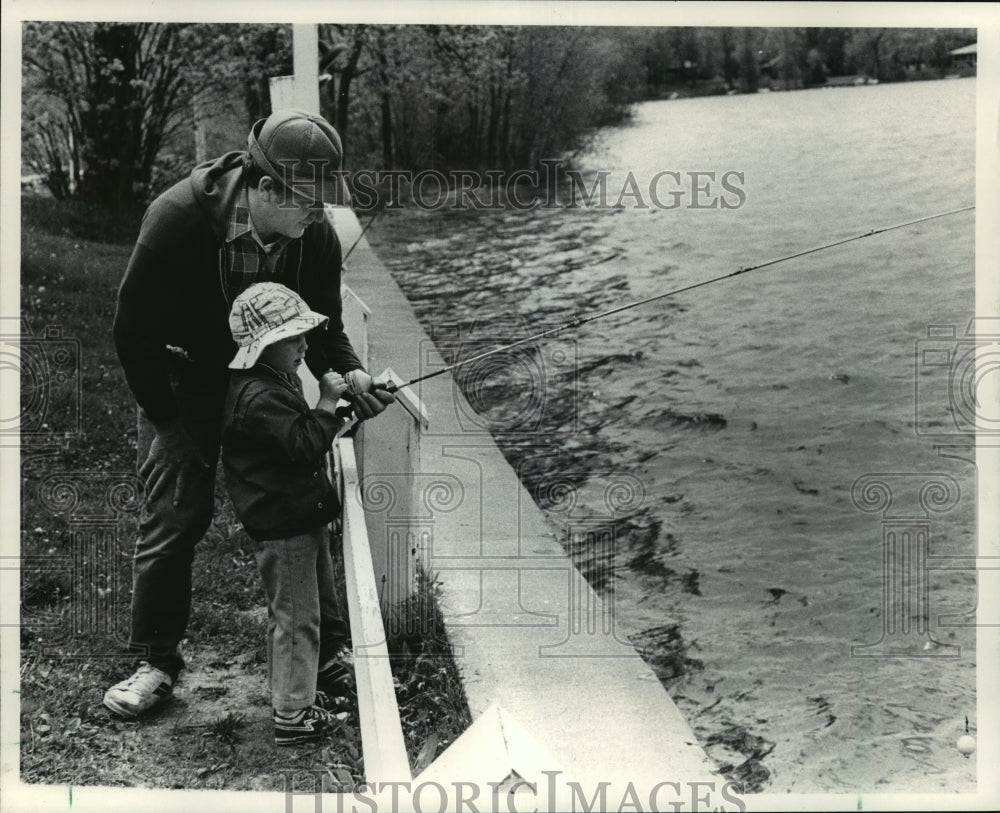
[
  {"x1": 19, "y1": 195, "x2": 471, "y2": 789},
  {"x1": 21, "y1": 194, "x2": 143, "y2": 246},
  {"x1": 203, "y1": 712, "x2": 248, "y2": 746}
]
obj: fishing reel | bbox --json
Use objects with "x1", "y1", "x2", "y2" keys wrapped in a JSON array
[{"x1": 331, "y1": 370, "x2": 398, "y2": 422}]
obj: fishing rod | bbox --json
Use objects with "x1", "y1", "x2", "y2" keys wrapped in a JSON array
[
  {"x1": 342, "y1": 198, "x2": 394, "y2": 266},
  {"x1": 375, "y1": 204, "x2": 974, "y2": 394},
  {"x1": 332, "y1": 203, "x2": 973, "y2": 417}
]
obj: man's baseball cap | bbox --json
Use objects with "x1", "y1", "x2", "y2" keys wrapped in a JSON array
[
  {"x1": 247, "y1": 109, "x2": 351, "y2": 206},
  {"x1": 228, "y1": 282, "x2": 328, "y2": 369}
]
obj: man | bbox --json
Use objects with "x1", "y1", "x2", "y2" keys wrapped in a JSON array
[{"x1": 105, "y1": 109, "x2": 395, "y2": 718}]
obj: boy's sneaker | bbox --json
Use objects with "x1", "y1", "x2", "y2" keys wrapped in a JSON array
[
  {"x1": 317, "y1": 645, "x2": 354, "y2": 696},
  {"x1": 103, "y1": 662, "x2": 173, "y2": 719},
  {"x1": 273, "y1": 705, "x2": 340, "y2": 746},
  {"x1": 314, "y1": 690, "x2": 351, "y2": 715}
]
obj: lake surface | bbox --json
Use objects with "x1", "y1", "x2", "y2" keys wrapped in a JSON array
[{"x1": 367, "y1": 78, "x2": 977, "y2": 793}]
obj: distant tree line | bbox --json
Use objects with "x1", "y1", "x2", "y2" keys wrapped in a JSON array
[
  {"x1": 641, "y1": 27, "x2": 976, "y2": 94},
  {"x1": 22, "y1": 23, "x2": 976, "y2": 224}
]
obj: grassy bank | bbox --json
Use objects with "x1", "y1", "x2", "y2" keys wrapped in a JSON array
[{"x1": 18, "y1": 194, "x2": 470, "y2": 790}]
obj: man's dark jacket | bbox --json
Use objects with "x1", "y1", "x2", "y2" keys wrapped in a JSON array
[{"x1": 113, "y1": 152, "x2": 363, "y2": 424}]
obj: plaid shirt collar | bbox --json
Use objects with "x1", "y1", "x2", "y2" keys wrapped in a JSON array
[
  {"x1": 226, "y1": 186, "x2": 293, "y2": 254},
  {"x1": 222, "y1": 186, "x2": 299, "y2": 305}
]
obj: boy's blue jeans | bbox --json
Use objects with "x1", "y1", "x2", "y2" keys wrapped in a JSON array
[
  {"x1": 129, "y1": 383, "x2": 347, "y2": 682},
  {"x1": 254, "y1": 526, "x2": 345, "y2": 713}
]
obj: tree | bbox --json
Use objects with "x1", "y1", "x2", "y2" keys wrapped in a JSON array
[
  {"x1": 318, "y1": 24, "x2": 372, "y2": 160},
  {"x1": 738, "y1": 28, "x2": 762, "y2": 92},
  {"x1": 22, "y1": 24, "x2": 207, "y2": 224},
  {"x1": 809, "y1": 28, "x2": 848, "y2": 77},
  {"x1": 208, "y1": 24, "x2": 293, "y2": 125},
  {"x1": 22, "y1": 23, "x2": 293, "y2": 221},
  {"x1": 373, "y1": 28, "x2": 396, "y2": 169},
  {"x1": 716, "y1": 28, "x2": 740, "y2": 91},
  {"x1": 847, "y1": 28, "x2": 890, "y2": 81}
]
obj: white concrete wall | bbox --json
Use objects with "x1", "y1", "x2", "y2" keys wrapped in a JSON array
[{"x1": 329, "y1": 206, "x2": 724, "y2": 802}]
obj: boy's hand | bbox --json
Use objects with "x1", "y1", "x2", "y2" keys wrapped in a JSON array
[
  {"x1": 317, "y1": 372, "x2": 348, "y2": 417},
  {"x1": 319, "y1": 371, "x2": 348, "y2": 401}
]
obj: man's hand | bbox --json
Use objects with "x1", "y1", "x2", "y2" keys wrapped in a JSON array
[
  {"x1": 138, "y1": 420, "x2": 210, "y2": 508},
  {"x1": 344, "y1": 370, "x2": 396, "y2": 420}
]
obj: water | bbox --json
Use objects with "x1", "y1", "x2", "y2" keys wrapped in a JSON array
[{"x1": 368, "y1": 78, "x2": 977, "y2": 793}]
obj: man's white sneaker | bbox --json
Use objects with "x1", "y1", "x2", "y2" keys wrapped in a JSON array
[{"x1": 103, "y1": 662, "x2": 173, "y2": 718}]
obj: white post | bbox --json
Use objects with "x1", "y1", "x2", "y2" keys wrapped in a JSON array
[
  {"x1": 269, "y1": 24, "x2": 320, "y2": 114},
  {"x1": 340, "y1": 284, "x2": 371, "y2": 371},
  {"x1": 268, "y1": 76, "x2": 296, "y2": 111},
  {"x1": 292, "y1": 23, "x2": 320, "y2": 114}
]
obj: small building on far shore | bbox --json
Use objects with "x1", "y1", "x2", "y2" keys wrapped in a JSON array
[{"x1": 949, "y1": 42, "x2": 977, "y2": 68}]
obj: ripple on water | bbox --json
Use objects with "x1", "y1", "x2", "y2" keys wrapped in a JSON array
[{"x1": 373, "y1": 78, "x2": 977, "y2": 794}]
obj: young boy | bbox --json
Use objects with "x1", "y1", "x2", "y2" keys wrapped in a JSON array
[{"x1": 223, "y1": 281, "x2": 357, "y2": 745}]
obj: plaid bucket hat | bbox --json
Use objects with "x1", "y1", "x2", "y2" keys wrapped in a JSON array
[{"x1": 228, "y1": 282, "x2": 328, "y2": 369}]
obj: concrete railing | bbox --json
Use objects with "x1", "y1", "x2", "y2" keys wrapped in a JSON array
[
  {"x1": 333, "y1": 278, "x2": 431, "y2": 784},
  {"x1": 335, "y1": 435, "x2": 411, "y2": 784}
]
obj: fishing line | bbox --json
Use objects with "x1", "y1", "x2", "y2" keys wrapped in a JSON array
[
  {"x1": 330, "y1": 202, "x2": 973, "y2": 422},
  {"x1": 380, "y1": 204, "x2": 974, "y2": 393}
]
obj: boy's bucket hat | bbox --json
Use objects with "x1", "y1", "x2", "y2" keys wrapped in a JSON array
[
  {"x1": 229, "y1": 282, "x2": 328, "y2": 369},
  {"x1": 247, "y1": 108, "x2": 351, "y2": 205}
]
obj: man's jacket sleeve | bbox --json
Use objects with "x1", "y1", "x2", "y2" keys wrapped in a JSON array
[{"x1": 112, "y1": 209, "x2": 182, "y2": 424}]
